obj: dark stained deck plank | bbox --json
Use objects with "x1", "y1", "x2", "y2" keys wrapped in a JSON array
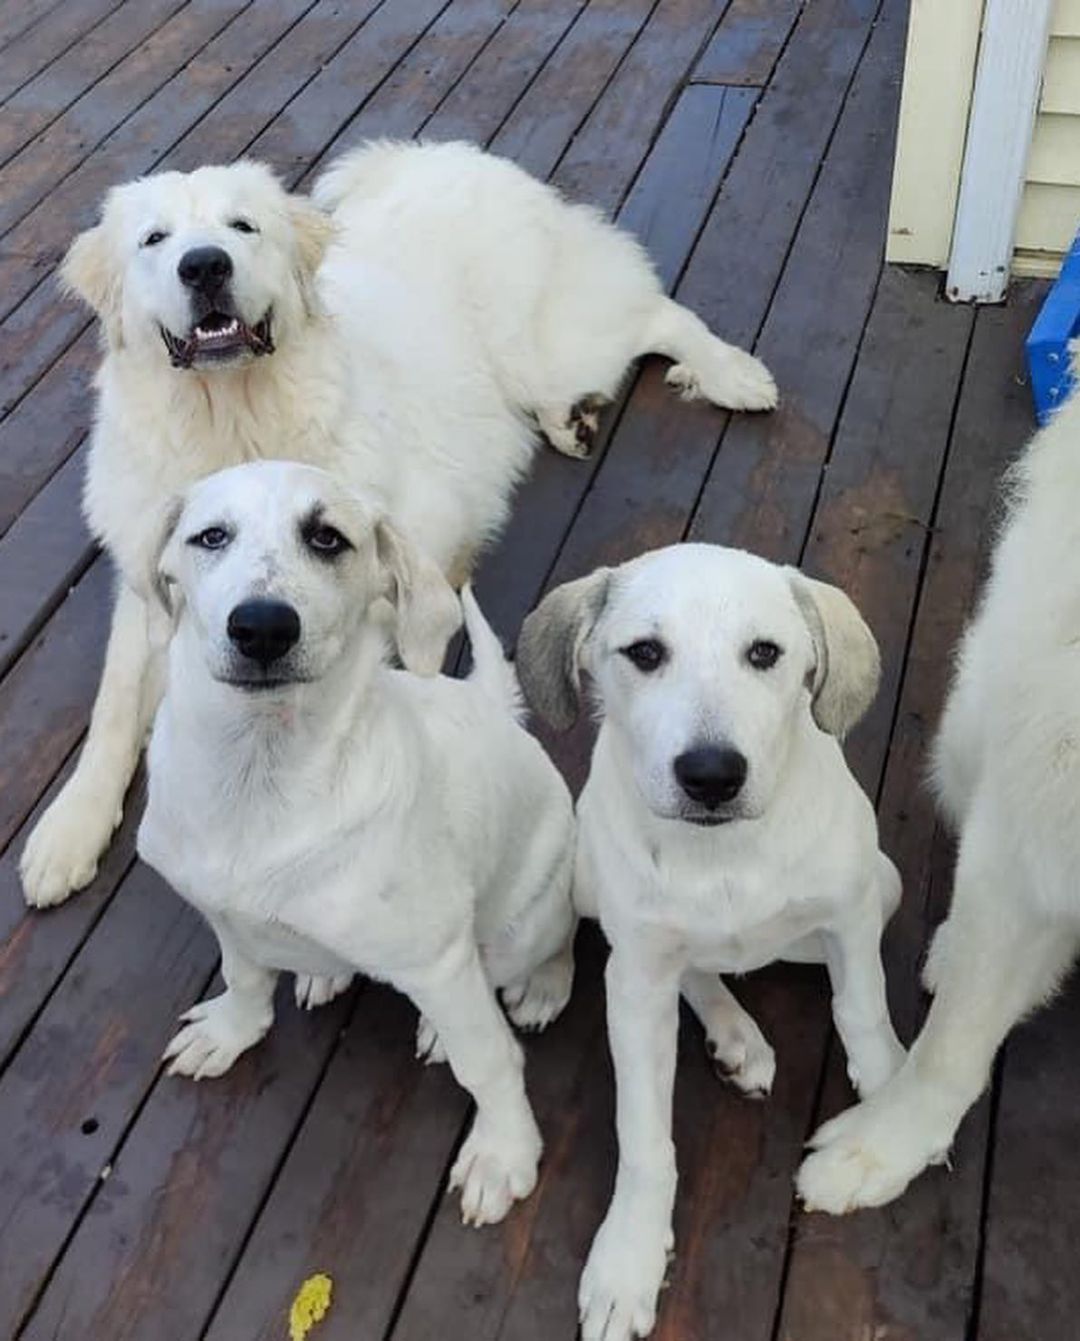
[
  {"x1": 422, "y1": 0, "x2": 588, "y2": 146},
  {"x1": 0, "y1": 0, "x2": 248, "y2": 234},
  {"x1": 692, "y1": 0, "x2": 803, "y2": 86},
  {"x1": 488, "y1": 0, "x2": 657, "y2": 181},
  {"x1": 296, "y1": 0, "x2": 518, "y2": 169},
  {"x1": 0, "y1": 0, "x2": 70, "y2": 56},
  {"x1": 775, "y1": 283, "x2": 1046, "y2": 1341},
  {"x1": 0, "y1": 0, "x2": 129, "y2": 109},
  {"x1": 549, "y1": 0, "x2": 727, "y2": 213}
]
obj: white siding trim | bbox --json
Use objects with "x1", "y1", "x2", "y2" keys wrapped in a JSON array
[
  {"x1": 885, "y1": 0, "x2": 982, "y2": 266},
  {"x1": 946, "y1": 0, "x2": 1055, "y2": 302}
]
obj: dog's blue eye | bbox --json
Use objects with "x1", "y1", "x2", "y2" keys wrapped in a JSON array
[
  {"x1": 305, "y1": 524, "x2": 350, "y2": 557},
  {"x1": 747, "y1": 640, "x2": 781, "y2": 670},
  {"x1": 622, "y1": 639, "x2": 666, "y2": 672},
  {"x1": 229, "y1": 218, "x2": 257, "y2": 235},
  {"x1": 189, "y1": 526, "x2": 230, "y2": 550},
  {"x1": 142, "y1": 229, "x2": 168, "y2": 248}
]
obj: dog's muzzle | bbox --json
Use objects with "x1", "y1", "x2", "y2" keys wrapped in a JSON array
[
  {"x1": 162, "y1": 245, "x2": 274, "y2": 368},
  {"x1": 674, "y1": 745, "x2": 747, "y2": 825},
  {"x1": 223, "y1": 598, "x2": 302, "y2": 690}
]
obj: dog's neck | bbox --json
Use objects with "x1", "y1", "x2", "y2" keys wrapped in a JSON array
[
  {"x1": 160, "y1": 622, "x2": 414, "y2": 820},
  {"x1": 104, "y1": 316, "x2": 349, "y2": 456}
]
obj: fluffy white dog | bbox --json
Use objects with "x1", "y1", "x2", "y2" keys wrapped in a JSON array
[
  {"x1": 21, "y1": 139, "x2": 777, "y2": 909},
  {"x1": 517, "y1": 544, "x2": 905, "y2": 1341},
  {"x1": 797, "y1": 385, "x2": 1080, "y2": 1214},
  {"x1": 135, "y1": 460, "x2": 577, "y2": 1225}
]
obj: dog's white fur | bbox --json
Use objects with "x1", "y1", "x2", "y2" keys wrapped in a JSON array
[
  {"x1": 797, "y1": 387, "x2": 1080, "y2": 1215},
  {"x1": 21, "y1": 140, "x2": 777, "y2": 908},
  {"x1": 518, "y1": 545, "x2": 904, "y2": 1341},
  {"x1": 136, "y1": 461, "x2": 577, "y2": 1226}
]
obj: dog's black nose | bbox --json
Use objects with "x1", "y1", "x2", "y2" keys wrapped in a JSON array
[
  {"x1": 178, "y1": 245, "x2": 233, "y2": 292},
  {"x1": 674, "y1": 746, "x2": 747, "y2": 809},
  {"x1": 227, "y1": 600, "x2": 300, "y2": 666}
]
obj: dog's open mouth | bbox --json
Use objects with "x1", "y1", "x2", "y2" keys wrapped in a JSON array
[{"x1": 161, "y1": 311, "x2": 274, "y2": 369}]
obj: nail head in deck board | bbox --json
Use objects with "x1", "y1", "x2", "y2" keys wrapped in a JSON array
[
  {"x1": 0, "y1": 0, "x2": 130, "y2": 109},
  {"x1": 691, "y1": 0, "x2": 804, "y2": 87},
  {"x1": 422, "y1": 0, "x2": 588, "y2": 147},
  {"x1": 774, "y1": 285, "x2": 1049, "y2": 1341},
  {"x1": 0, "y1": 864, "x2": 213, "y2": 1338},
  {"x1": 0, "y1": 557, "x2": 112, "y2": 851},
  {"x1": 549, "y1": 0, "x2": 728, "y2": 215}
]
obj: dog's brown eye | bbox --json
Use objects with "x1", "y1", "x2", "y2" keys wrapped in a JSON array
[
  {"x1": 142, "y1": 229, "x2": 168, "y2": 248},
  {"x1": 229, "y1": 218, "x2": 257, "y2": 235},
  {"x1": 747, "y1": 640, "x2": 781, "y2": 670},
  {"x1": 305, "y1": 524, "x2": 350, "y2": 558},
  {"x1": 189, "y1": 526, "x2": 230, "y2": 550},
  {"x1": 622, "y1": 639, "x2": 666, "y2": 672}
]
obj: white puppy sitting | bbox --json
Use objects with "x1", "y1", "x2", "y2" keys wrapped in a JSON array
[
  {"x1": 517, "y1": 544, "x2": 905, "y2": 1341},
  {"x1": 136, "y1": 460, "x2": 577, "y2": 1226}
]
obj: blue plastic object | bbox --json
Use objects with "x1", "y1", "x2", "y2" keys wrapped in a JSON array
[{"x1": 1026, "y1": 228, "x2": 1080, "y2": 425}]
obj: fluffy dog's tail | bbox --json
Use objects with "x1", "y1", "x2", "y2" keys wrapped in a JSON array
[{"x1": 461, "y1": 584, "x2": 525, "y2": 724}]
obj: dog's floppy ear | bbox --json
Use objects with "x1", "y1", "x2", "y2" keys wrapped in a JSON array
[
  {"x1": 375, "y1": 520, "x2": 461, "y2": 675},
  {"x1": 786, "y1": 569, "x2": 880, "y2": 738},
  {"x1": 61, "y1": 221, "x2": 124, "y2": 347},
  {"x1": 287, "y1": 195, "x2": 335, "y2": 315},
  {"x1": 516, "y1": 570, "x2": 611, "y2": 731},
  {"x1": 130, "y1": 498, "x2": 184, "y2": 644}
]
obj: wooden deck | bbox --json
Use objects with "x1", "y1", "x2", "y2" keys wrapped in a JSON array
[{"x1": 0, "y1": 1, "x2": 1069, "y2": 1337}]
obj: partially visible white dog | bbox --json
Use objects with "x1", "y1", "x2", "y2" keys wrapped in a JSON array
[
  {"x1": 135, "y1": 460, "x2": 577, "y2": 1226},
  {"x1": 797, "y1": 382, "x2": 1080, "y2": 1215},
  {"x1": 517, "y1": 545, "x2": 905, "y2": 1341},
  {"x1": 21, "y1": 139, "x2": 777, "y2": 909}
]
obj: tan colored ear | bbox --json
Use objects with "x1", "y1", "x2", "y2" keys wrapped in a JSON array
[
  {"x1": 516, "y1": 570, "x2": 611, "y2": 731},
  {"x1": 61, "y1": 223, "x2": 124, "y2": 347},
  {"x1": 375, "y1": 520, "x2": 461, "y2": 675},
  {"x1": 787, "y1": 569, "x2": 880, "y2": 738},
  {"x1": 287, "y1": 196, "x2": 335, "y2": 314},
  {"x1": 126, "y1": 498, "x2": 184, "y2": 646}
]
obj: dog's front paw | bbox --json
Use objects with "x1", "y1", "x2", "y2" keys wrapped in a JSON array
[
  {"x1": 294, "y1": 972, "x2": 353, "y2": 1010},
  {"x1": 579, "y1": 1208, "x2": 672, "y2": 1341},
  {"x1": 797, "y1": 1082, "x2": 952, "y2": 1214},
  {"x1": 449, "y1": 1111, "x2": 542, "y2": 1226},
  {"x1": 20, "y1": 782, "x2": 122, "y2": 908},
  {"x1": 163, "y1": 990, "x2": 273, "y2": 1080}
]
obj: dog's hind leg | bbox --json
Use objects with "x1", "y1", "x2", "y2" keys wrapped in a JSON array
[
  {"x1": 640, "y1": 296, "x2": 777, "y2": 413},
  {"x1": 681, "y1": 969, "x2": 775, "y2": 1098},
  {"x1": 502, "y1": 936, "x2": 576, "y2": 1032}
]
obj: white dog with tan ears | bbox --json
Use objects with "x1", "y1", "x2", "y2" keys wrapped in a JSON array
[
  {"x1": 796, "y1": 378, "x2": 1080, "y2": 1216},
  {"x1": 135, "y1": 460, "x2": 577, "y2": 1225},
  {"x1": 517, "y1": 544, "x2": 905, "y2": 1341},
  {"x1": 21, "y1": 138, "x2": 776, "y2": 911}
]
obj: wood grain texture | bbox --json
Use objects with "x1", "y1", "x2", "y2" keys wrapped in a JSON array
[{"x1": 692, "y1": 0, "x2": 803, "y2": 86}]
